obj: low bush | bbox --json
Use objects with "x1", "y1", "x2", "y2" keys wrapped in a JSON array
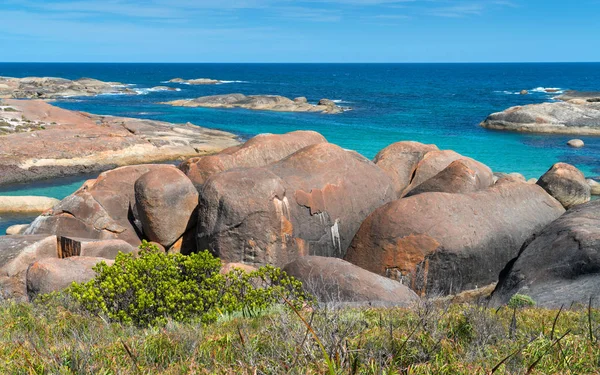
[
  {"x1": 67, "y1": 241, "x2": 310, "y2": 327},
  {"x1": 508, "y1": 293, "x2": 536, "y2": 309}
]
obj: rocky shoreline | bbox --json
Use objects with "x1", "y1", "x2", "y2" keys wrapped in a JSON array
[
  {"x1": 0, "y1": 99, "x2": 240, "y2": 186},
  {"x1": 481, "y1": 90, "x2": 600, "y2": 134},
  {"x1": 0, "y1": 76, "x2": 139, "y2": 99},
  {"x1": 162, "y1": 94, "x2": 345, "y2": 114},
  {"x1": 0, "y1": 130, "x2": 598, "y2": 308}
]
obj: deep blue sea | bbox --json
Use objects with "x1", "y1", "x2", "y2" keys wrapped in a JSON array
[{"x1": 1, "y1": 63, "x2": 600, "y2": 233}]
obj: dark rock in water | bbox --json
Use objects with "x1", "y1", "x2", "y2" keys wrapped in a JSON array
[
  {"x1": 536, "y1": 162, "x2": 590, "y2": 209},
  {"x1": 135, "y1": 168, "x2": 199, "y2": 248},
  {"x1": 405, "y1": 158, "x2": 494, "y2": 197},
  {"x1": 283, "y1": 256, "x2": 419, "y2": 306},
  {"x1": 198, "y1": 142, "x2": 396, "y2": 267},
  {"x1": 373, "y1": 141, "x2": 439, "y2": 197},
  {"x1": 490, "y1": 200, "x2": 600, "y2": 308},
  {"x1": 26, "y1": 256, "x2": 114, "y2": 298},
  {"x1": 344, "y1": 181, "x2": 565, "y2": 296},
  {"x1": 25, "y1": 165, "x2": 175, "y2": 246},
  {"x1": 180, "y1": 131, "x2": 327, "y2": 188},
  {"x1": 0, "y1": 235, "x2": 57, "y2": 301}
]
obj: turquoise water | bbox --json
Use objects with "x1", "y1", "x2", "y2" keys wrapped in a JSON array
[{"x1": 1, "y1": 63, "x2": 600, "y2": 232}]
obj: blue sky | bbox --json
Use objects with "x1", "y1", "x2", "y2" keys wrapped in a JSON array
[{"x1": 0, "y1": 0, "x2": 599, "y2": 62}]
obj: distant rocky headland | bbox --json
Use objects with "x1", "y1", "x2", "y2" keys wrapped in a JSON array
[
  {"x1": 168, "y1": 78, "x2": 222, "y2": 85},
  {"x1": 162, "y1": 94, "x2": 345, "y2": 114},
  {"x1": 0, "y1": 99, "x2": 239, "y2": 186},
  {"x1": 481, "y1": 90, "x2": 600, "y2": 134},
  {"x1": 0, "y1": 76, "x2": 140, "y2": 99}
]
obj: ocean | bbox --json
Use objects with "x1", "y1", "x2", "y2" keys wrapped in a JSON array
[{"x1": 1, "y1": 62, "x2": 599, "y2": 232}]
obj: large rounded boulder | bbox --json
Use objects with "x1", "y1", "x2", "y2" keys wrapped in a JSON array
[
  {"x1": 198, "y1": 143, "x2": 396, "y2": 267},
  {"x1": 180, "y1": 131, "x2": 327, "y2": 188},
  {"x1": 405, "y1": 158, "x2": 494, "y2": 196},
  {"x1": 283, "y1": 256, "x2": 419, "y2": 306},
  {"x1": 344, "y1": 181, "x2": 565, "y2": 296},
  {"x1": 26, "y1": 256, "x2": 114, "y2": 299},
  {"x1": 490, "y1": 200, "x2": 600, "y2": 308},
  {"x1": 373, "y1": 141, "x2": 439, "y2": 197},
  {"x1": 24, "y1": 164, "x2": 174, "y2": 246},
  {"x1": 135, "y1": 168, "x2": 199, "y2": 248},
  {"x1": 536, "y1": 162, "x2": 591, "y2": 209}
]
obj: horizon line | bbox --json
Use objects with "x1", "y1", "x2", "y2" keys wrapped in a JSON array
[{"x1": 1, "y1": 61, "x2": 600, "y2": 65}]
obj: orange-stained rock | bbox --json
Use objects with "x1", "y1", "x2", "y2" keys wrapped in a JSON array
[
  {"x1": 220, "y1": 262, "x2": 258, "y2": 274},
  {"x1": 198, "y1": 143, "x2": 396, "y2": 267},
  {"x1": 345, "y1": 181, "x2": 565, "y2": 296},
  {"x1": 180, "y1": 131, "x2": 327, "y2": 188},
  {"x1": 536, "y1": 162, "x2": 591, "y2": 208}
]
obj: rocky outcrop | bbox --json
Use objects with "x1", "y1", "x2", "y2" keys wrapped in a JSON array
[
  {"x1": 5, "y1": 224, "x2": 29, "y2": 235},
  {"x1": 344, "y1": 181, "x2": 565, "y2": 296},
  {"x1": 26, "y1": 256, "x2": 113, "y2": 298},
  {"x1": 490, "y1": 201, "x2": 600, "y2": 308},
  {"x1": 0, "y1": 235, "x2": 57, "y2": 301},
  {"x1": 134, "y1": 168, "x2": 199, "y2": 248},
  {"x1": 198, "y1": 142, "x2": 396, "y2": 267},
  {"x1": 536, "y1": 163, "x2": 590, "y2": 209},
  {"x1": 180, "y1": 131, "x2": 327, "y2": 188},
  {"x1": 24, "y1": 165, "x2": 176, "y2": 246},
  {"x1": 283, "y1": 256, "x2": 419, "y2": 306},
  {"x1": 0, "y1": 99, "x2": 239, "y2": 186},
  {"x1": 162, "y1": 94, "x2": 345, "y2": 114},
  {"x1": 587, "y1": 179, "x2": 600, "y2": 195},
  {"x1": 480, "y1": 91, "x2": 600, "y2": 135},
  {"x1": 373, "y1": 141, "x2": 439, "y2": 197},
  {"x1": 0, "y1": 196, "x2": 59, "y2": 214},
  {"x1": 0, "y1": 76, "x2": 135, "y2": 99},
  {"x1": 405, "y1": 158, "x2": 494, "y2": 197},
  {"x1": 168, "y1": 78, "x2": 221, "y2": 85},
  {"x1": 567, "y1": 139, "x2": 584, "y2": 148}
]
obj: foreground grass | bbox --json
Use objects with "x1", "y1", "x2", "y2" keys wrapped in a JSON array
[{"x1": 1, "y1": 299, "x2": 599, "y2": 374}]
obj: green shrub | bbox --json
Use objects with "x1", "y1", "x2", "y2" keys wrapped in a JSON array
[
  {"x1": 508, "y1": 293, "x2": 536, "y2": 309},
  {"x1": 67, "y1": 241, "x2": 311, "y2": 327}
]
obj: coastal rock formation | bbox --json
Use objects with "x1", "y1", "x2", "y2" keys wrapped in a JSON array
[
  {"x1": 587, "y1": 179, "x2": 600, "y2": 195},
  {"x1": 344, "y1": 181, "x2": 565, "y2": 296},
  {"x1": 168, "y1": 78, "x2": 221, "y2": 85},
  {"x1": 0, "y1": 76, "x2": 135, "y2": 99},
  {"x1": 5, "y1": 224, "x2": 29, "y2": 235},
  {"x1": 0, "y1": 235, "x2": 57, "y2": 301},
  {"x1": 162, "y1": 94, "x2": 344, "y2": 114},
  {"x1": 536, "y1": 163, "x2": 590, "y2": 208},
  {"x1": 373, "y1": 141, "x2": 439, "y2": 197},
  {"x1": 0, "y1": 99, "x2": 239, "y2": 186},
  {"x1": 180, "y1": 131, "x2": 327, "y2": 188},
  {"x1": 150, "y1": 86, "x2": 179, "y2": 91},
  {"x1": 198, "y1": 142, "x2": 396, "y2": 267},
  {"x1": 24, "y1": 165, "x2": 176, "y2": 246},
  {"x1": 567, "y1": 139, "x2": 584, "y2": 148},
  {"x1": 283, "y1": 256, "x2": 419, "y2": 306},
  {"x1": 134, "y1": 168, "x2": 199, "y2": 248},
  {"x1": 490, "y1": 200, "x2": 600, "y2": 308},
  {"x1": 481, "y1": 91, "x2": 600, "y2": 134},
  {"x1": 26, "y1": 256, "x2": 113, "y2": 298},
  {"x1": 0, "y1": 196, "x2": 59, "y2": 214},
  {"x1": 556, "y1": 90, "x2": 600, "y2": 102},
  {"x1": 405, "y1": 158, "x2": 494, "y2": 197},
  {"x1": 65, "y1": 238, "x2": 137, "y2": 259}
]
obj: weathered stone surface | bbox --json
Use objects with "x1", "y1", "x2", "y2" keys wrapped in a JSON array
[
  {"x1": 198, "y1": 142, "x2": 396, "y2": 267},
  {"x1": 405, "y1": 158, "x2": 494, "y2": 197},
  {"x1": 168, "y1": 78, "x2": 221, "y2": 85},
  {"x1": 6, "y1": 224, "x2": 29, "y2": 235},
  {"x1": 25, "y1": 165, "x2": 175, "y2": 246},
  {"x1": 344, "y1": 181, "x2": 565, "y2": 296},
  {"x1": 135, "y1": 168, "x2": 199, "y2": 247},
  {"x1": 0, "y1": 99, "x2": 239, "y2": 186},
  {"x1": 180, "y1": 131, "x2": 327, "y2": 188},
  {"x1": 220, "y1": 262, "x2": 258, "y2": 274},
  {"x1": 162, "y1": 94, "x2": 345, "y2": 114},
  {"x1": 26, "y1": 256, "x2": 114, "y2": 298},
  {"x1": 520, "y1": 90, "x2": 529, "y2": 95},
  {"x1": 480, "y1": 99, "x2": 600, "y2": 135},
  {"x1": 373, "y1": 141, "x2": 439, "y2": 197},
  {"x1": 536, "y1": 162, "x2": 591, "y2": 209},
  {"x1": 567, "y1": 139, "x2": 584, "y2": 148},
  {"x1": 0, "y1": 196, "x2": 59, "y2": 214},
  {"x1": 283, "y1": 256, "x2": 419, "y2": 306},
  {"x1": 587, "y1": 179, "x2": 600, "y2": 195},
  {"x1": 0, "y1": 76, "x2": 133, "y2": 99},
  {"x1": 0, "y1": 235, "x2": 57, "y2": 301},
  {"x1": 490, "y1": 200, "x2": 600, "y2": 308},
  {"x1": 58, "y1": 237, "x2": 136, "y2": 259}
]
